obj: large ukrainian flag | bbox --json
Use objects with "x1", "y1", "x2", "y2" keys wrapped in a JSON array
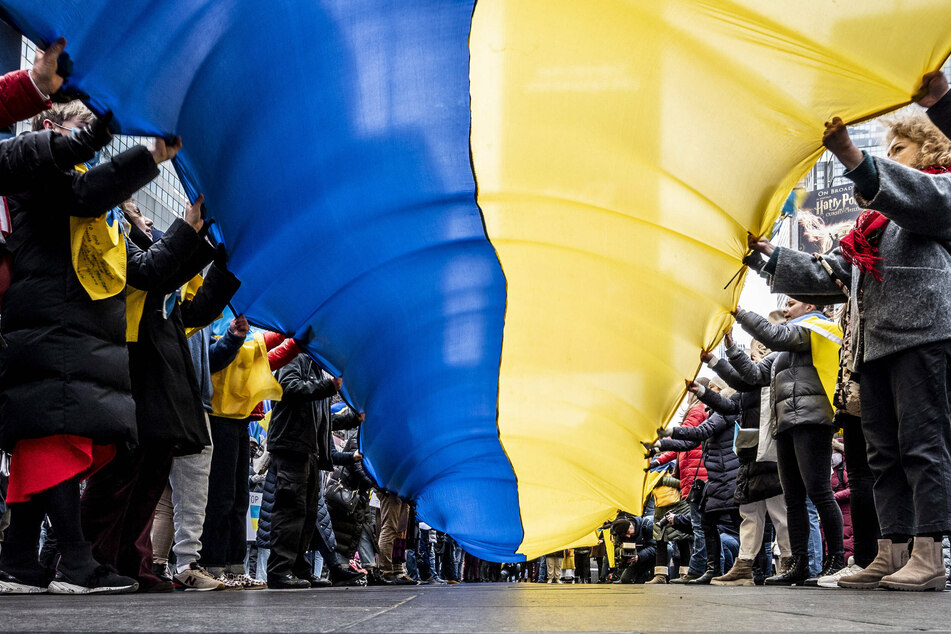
[{"x1": 4, "y1": 0, "x2": 948, "y2": 560}]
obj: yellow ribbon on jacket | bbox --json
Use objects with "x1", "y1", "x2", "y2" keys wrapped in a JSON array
[
  {"x1": 797, "y1": 315, "x2": 844, "y2": 407},
  {"x1": 125, "y1": 287, "x2": 147, "y2": 342},
  {"x1": 182, "y1": 274, "x2": 212, "y2": 338},
  {"x1": 70, "y1": 163, "x2": 127, "y2": 300},
  {"x1": 210, "y1": 332, "x2": 283, "y2": 419}
]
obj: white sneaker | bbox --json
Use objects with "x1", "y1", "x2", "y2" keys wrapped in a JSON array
[
  {"x1": 818, "y1": 560, "x2": 863, "y2": 588},
  {"x1": 173, "y1": 563, "x2": 225, "y2": 591}
]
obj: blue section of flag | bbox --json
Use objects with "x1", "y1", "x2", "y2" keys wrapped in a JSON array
[{"x1": 2, "y1": 0, "x2": 523, "y2": 560}]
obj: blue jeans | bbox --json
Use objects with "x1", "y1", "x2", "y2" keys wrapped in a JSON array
[
  {"x1": 688, "y1": 501, "x2": 706, "y2": 575},
  {"x1": 312, "y1": 550, "x2": 324, "y2": 578},
  {"x1": 806, "y1": 498, "x2": 822, "y2": 576},
  {"x1": 405, "y1": 549, "x2": 419, "y2": 581},
  {"x1": 720, "y1": 533, "x2": 739, "y2": 573},
  {"x1": 256, "y1": 547, "x2": 269, "y2": 581},
  {"x1": 441, "y1": 538, "x2": 462, "y2": 581},
  {"x1": 416, "y1": 530, "x2": 438, "y2": 580}
]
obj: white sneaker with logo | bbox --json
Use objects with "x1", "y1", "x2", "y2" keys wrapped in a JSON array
[
  {"x1": 173, "y1": 563, "x2": 225, "y2": 591},
  {"x1": 818, "y1": 558, "x2": 863, "y2": 589}
]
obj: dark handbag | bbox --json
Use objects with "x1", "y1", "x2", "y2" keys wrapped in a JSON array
[
  {"x1": 325, "y1": 476, "x2": 359, "y2": 514},
  {"x1": 685, "y1": 442, "x2": 707, "y2": 507}
]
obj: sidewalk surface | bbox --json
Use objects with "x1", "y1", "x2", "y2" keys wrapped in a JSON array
[{"x1": 2, "y1": 583, "x2": 949, "y2": 632}]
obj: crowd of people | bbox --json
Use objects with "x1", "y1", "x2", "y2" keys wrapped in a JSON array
[{"x1": 1, "y1": 38, "x2": 951, "y2": 597}]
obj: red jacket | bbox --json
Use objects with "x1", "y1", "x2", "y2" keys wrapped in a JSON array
[
  {"x1": 0, "y1": 70, "x2": 51, "y2": 129},
  {"x1": 655, "y1": 403, "x2": 708, "y2": 499}
]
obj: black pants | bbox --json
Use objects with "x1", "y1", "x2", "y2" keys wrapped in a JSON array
[
  {"x1": 267, "y1": 450, "x2": 320, "y2": 579},
  {"x1": 838, "y1": 412, "x2": 881, "y2": 567},
  {"x1": 200, "y1": 416, "x2": 251, "y2": 569},
  {"x1": 700, "y1": 509, "x2": 740, "y2": 575},
  {"x1": 81, "y1": 444, "x2": 174, "y2": 585},
  {"x1": 618, "y1": 546, "x2": 655, "y2": 583},
  {"x1": 775, "y1": 424, "x2": 843, "y2": 558},
  {"x1": 861, "y1": 340, "x2": 951, "y2": 537},
  {"x1": 574, "y1": 551, "x2": 591, "y2": 582},
  {"x1": 655, "y1": 540, "x2": 691, "y2": 568}
]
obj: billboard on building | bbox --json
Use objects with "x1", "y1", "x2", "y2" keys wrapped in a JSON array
[{"x1": 796, "y1": 183, "x2": 862, "y2": 254}]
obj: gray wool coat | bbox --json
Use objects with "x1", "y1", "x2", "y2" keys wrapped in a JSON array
[{"x1": 765, "y1": 156, "x2": 951, "y2": 369}]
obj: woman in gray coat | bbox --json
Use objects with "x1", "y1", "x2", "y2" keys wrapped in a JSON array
[{"x1": 746, "y1": 84, "x2": 951, "y2": 591}]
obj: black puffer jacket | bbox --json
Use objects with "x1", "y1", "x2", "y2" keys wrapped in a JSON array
[
  {"x1": 327, "y1": 435, "x2": 376, "y2": 560},
  {"x1": 311, "y1": 481, "x2": 338, "y2": 563},
  {"x1": 269, "y1": 354, "x2": 362, "y2": 465},
  {"x1": 660, "y1": 410, "x2": 739, "y2": 513},
  {"x1": 256, "y1": 467, "x2": 276, "y2": 548},
  {"x1": 0, "y1": 138, "x2": 203, "y2": 451},
  {"x1": 126, "y1": 222, "x2": 240, "y2": 455},
  {"x1": 697, "y1": 371, "x2": 782, "y2": 505},
  {"x1": 733, "y1": 309, "x2": 835, "y2": 435}
]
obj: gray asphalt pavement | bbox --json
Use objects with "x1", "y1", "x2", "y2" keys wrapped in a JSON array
[{"x1": 1, "y1": 582, "x2": 948, "y2": 632}]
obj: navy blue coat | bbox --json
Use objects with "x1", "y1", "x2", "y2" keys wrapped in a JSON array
[{"x1": 660, "y1": 410, "x2": 740, "y2": 513}]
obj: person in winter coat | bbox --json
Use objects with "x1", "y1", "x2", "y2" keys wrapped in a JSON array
[
  {"x1": 0, "y1": 37, "x2": 62, "y2": 132},
  {"x1": 747, "y1": 84, "x2": 951, "y2": 590},
  {"x1": 643, "y1": 467, "x2": 693, "y2": 585},
  {"x1": 166, "y1": 329, "x2": 294, "y2": 591},
  {"x1": 696, "y1": 333, "x2": 791, "y2": 586},
  {"x1": 80, "y1": 196, "x2": 240, "y2": 593},
  {"x1": 831, "y1": 439, "x2": 853, "y2": 563},
  {"x1": 655, "y1": 399, "x2": 740, "y2": 584},
  {"x1": 325, "y1": 431, "x2": 377, "y2": 574},
  {"x1": 729, "y1": 302, "x2": 845, "y2": 585},
  {"x1": 150, "y1": 317, "x2": 247, "y2": 591},
  {"x1": 611, "y1": 515, "x2": 656, "y2": 584},
  {"x1": 197, "y1": 333, "x2": 296, "y2": 589},
  {"x1": 265, "y1": 351, "x2": 363, "y2": 589},
  {"x1": 0, "y1": 101, "x2": 197, "y2": 594},
  {"x1": 647, "y1": 383, "x2": 709, "y2": 583}
]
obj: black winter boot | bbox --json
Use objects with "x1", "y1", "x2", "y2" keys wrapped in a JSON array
[
  {"x1": 805, "y1": 552, "x2": 846, "y2": 586},
  {"x1": 48, "y1": 542, "x2": 138, "y2": 595},
  {"x1": 765, "y1": 554, "x2": 809, "y2": 586},
  {"x1": 688, "y1": 562, "x2": 719, "y2": 585},
  {"x1": 0, "y1": 542, "x2": 53, "y2": 593},
  {"x1": 329, "y1": 564, "x2": 367, "y2": 587}
]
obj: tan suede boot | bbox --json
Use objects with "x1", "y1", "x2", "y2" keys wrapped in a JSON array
[
  {"x1": 711, "y1": 558, "x2": 754, "y2": 586},
  {"x1": 645, "y1": 566, "x2": 668, "y2": 584},
  {"x1": 880, "y1": 537, "x2": 946, "y2": 592},
  {"x1": 838, "y1": 539, "x2": 909, "y2": 589}
]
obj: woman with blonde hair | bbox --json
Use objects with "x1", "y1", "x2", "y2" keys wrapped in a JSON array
[{"x1": 748, "y1": 79, "x2": 951, "y2": 590}]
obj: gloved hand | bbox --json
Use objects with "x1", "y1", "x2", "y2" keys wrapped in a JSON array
[
  {"x1": 641, "y1": 441, "x2": 658, "y2": 460},
  {"x1": 213, "y1": 242, "x2": 229, "y2": 269},
  {"x1": 742, "y1": 251, "x2": 767, "y2": 273},
  {"x1": 656, "y1": 426, "x2": 672, "y2": 438}
]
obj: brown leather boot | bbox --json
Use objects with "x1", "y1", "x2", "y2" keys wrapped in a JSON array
[
  {"x1": 880, "y1": 537, "x2": 946, "y2": 592},
  {"x1": 838, "y1": 539, "x2": 910, "y2": 590},
  {"x1": 711, "y1": 558, "x2": 754, "y2": 586},
  {"x1": 644, "y1": 566, "x2": 668, "y2": 584}
]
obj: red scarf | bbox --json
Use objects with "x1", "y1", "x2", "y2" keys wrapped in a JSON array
[{"x1": 840, "y1": 165, "x2": 951, "y2": 282}]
